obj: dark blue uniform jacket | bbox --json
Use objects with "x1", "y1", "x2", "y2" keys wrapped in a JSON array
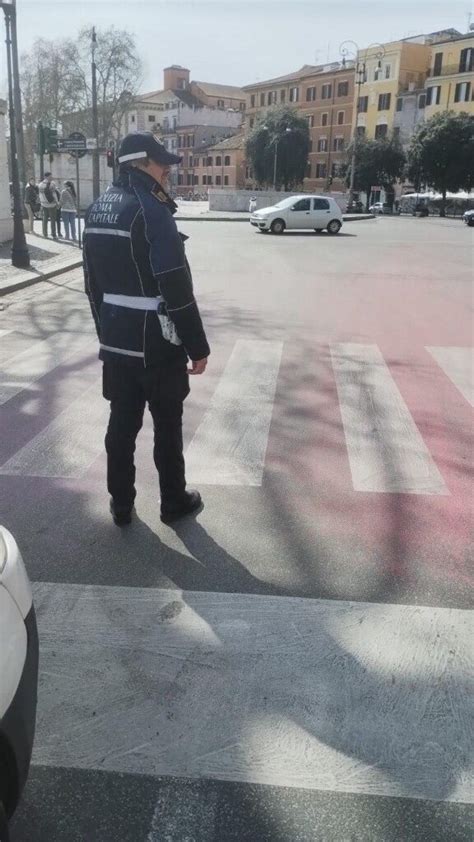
[{"x1": 83, "y1": 168, "x2": 210, "y2": 367}]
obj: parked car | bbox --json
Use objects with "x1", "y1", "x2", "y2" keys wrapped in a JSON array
[
  {"x1": 462, "y1": 209, "x2": 474, "y2": 227},
  {"x1": 0, "y1": 526, "x2": 38, "y2": 837},
  {"x1": 250, "y1": 195, "x2": 343, "y2": 235},
  {"x1": 369, "y1": 202, "x2": 385, "y2": 214}
]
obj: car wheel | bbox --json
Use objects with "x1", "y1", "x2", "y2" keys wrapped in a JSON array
[
  {"x1": 314, "y1": 228, "x2": 324, "y2": 233},
  {"x1": 327, "y1": 219, "x2": 341, "y2": 235},
  {"x1": 270, "y1": 219, "x2": 285, "y2": 235},
  {"x1": 0, "y1": 801, "x2": 9, "y2": 842}
]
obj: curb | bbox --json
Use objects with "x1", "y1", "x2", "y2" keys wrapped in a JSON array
[
  {"x1": 0, "y1": 258, "x2": 83, "y2": 297},
  {"x1": 176, "y1": 214, "x2": 376, "y2": 223}
]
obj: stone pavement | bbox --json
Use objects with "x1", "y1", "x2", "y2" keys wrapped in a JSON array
[{"x1": 0, "y1": 221, "x2": 83, "y2": 296}]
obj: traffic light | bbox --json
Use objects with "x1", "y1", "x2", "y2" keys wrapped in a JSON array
[
  {"x1": 106, "y1": 148, "x2": 115, "y2": 168},
  {"x1": 43, "y1": 127, "x2": 58, "y2": 153}
]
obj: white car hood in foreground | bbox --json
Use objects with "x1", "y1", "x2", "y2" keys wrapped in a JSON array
[
  {"x1": 0, "y1": 585, "x2": 27, "y2": 715},
  {"x1": 0, "y1": 526, "x2": 33, "y2": 619}
]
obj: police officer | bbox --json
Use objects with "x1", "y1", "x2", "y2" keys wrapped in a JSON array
[{"x1": 83, "y1": 132, "x2": 210, "y2": 526}]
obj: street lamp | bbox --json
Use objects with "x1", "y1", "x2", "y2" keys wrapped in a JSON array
[
  {"x1": 263, "y1": 125, "x2": 292, "y2": 190},
  {"x1": 339, "y1": 40, "x2": 385, "y2": 209},
  {"x1": 0, "y1": 0, "x2": 29, "y2": 267}
]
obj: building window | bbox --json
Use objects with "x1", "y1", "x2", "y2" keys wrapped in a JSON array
[
  {"x1": 224, "y1": 155, "x2": 231, "y2": 166},
  {"x1": 148, "y1": 114, "x2": 156, "y2": 122},
  {"x1": 459, "y1": 47, "x2": 474, "y2": 73},
  {"x1": 224, "y1": 176, "x2": 229, "y2": 185},
  {"x1": 289, "y1": 87, "x2": 299, "y2": 102},
  {"x1": 217, "y1": 99, "x2": 225, "y2": 108},
  {"x1": 306, "y1": 86, "x2": 316, "y2": 101},
  {"x1": 215, "y1": 156, "x2": 222, "y2": 165},
  {"x1": 356, "y1": 125, "x2": 366, "y2": 137},
  {"x1": 396, "y1": 97, "x2": 403, "y2": 112},
  {"x1": 337, "y1": 110, "x2": 344, "y2": 125},
  {"x1": 375, "y1": 124, "x2": 388, "y2": 139},
  {"x1": 331, "y1": 162, "x2": 338, "y2": 177},
  {"x1": 267, "y1": 92, "x2": 272, "y2": 105},
  {"x1": 130, "y1": 115, "x2": 135, "y2": 123},
  {"x1": 384, "y1": 64, "x2": 391, "y2": 80},
  {"x1": 321, "y1": 112, "x2": 329, "y2": 126},
  {"x1": 426, "y1": 86, "x2": 441, "y2": 106},
  {"x1": 249, "y1": 117, "x2": 255, "y2": 129},
  {"x1": 316, "y1": 163, "x2": 327, "y2": 178},
  {"x1": 333, "y1": 136, "x2": 344, "y2": 151},
  {"x1": 418, "y1": 94, "x2": 426, "y2": 109},
  {"x1": 186, "y1": 174, "x2": 193, "y2": 186},
  {"x1": 250, "y1": 94, "x2": 255, "y2": 107},
  {"x1": 216, "y1": 175, "x2": 222, "y2": 185},
  {"x1": 337, "y1": 81, "x2": 349, "y2": 97},
  {"x1": 207, "y1": 176, "x2": 213, "y2": 185},
  {"x1": 178, "y1": 136, "x2": 182, "y2": 148},
  {"x1": 455, "y1": 81, "x2": 471, "y2": 102},
  {"x1": 207, "y1": 156, "x2": 213, "y2": 165},
  {"x1": 433, "y1": 52, "x2": 443, "y2": 77},
  {"x1": 202, "y1": 157, "x2": 206, "y2": 166},
  {"x1": 202, "y1": 175, "x2": 207, "y2": 185},
  {"x1": 378, "y1": 93, "x2": 391, "y2": 111},
  {"x1": 188, "y1": 157, "x2": 193, "y2": 167},
  {"x1": 317, "y1": 138, "x2": 328, "y2": 152},
  {"x1": 194, "y1": 175, "x2": 199, "y2": 185},
  {"x1": 280, "y1": 89, "x2": 286, "y2": 102},
  {"x1": 358, "y1": 96, "x2": 368, "y2": 113},
  {"x1": 307, "y1": 114, "x2": 314, "y2": 128},
  {"x1": 322, "y1": 83, "x2": 332, "y2": 100},
  {"x1": 240, "y1": 102, "x2": 245, "y2": 110},
  {"x1": 178, "y1": 174, "x2": 183, "y2": 185},
  {"x1": 260, "y1": 93, "x2": 265, "y2": 106}
]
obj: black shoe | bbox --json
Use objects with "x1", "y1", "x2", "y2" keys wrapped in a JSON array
[
  {"x1": 160, "y1": 490, "x2": 203, "y2": 524},
  {"x1": 110, "y1": 499, "x2": 133, "y2": 526}
]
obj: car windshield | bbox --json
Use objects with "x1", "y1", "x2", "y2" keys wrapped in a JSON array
[{"x1": 273, "y1": 197, "x2": 304, "y2": 209}]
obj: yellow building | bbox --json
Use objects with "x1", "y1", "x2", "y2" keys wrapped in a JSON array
[
  {"x1": 424, "y1": 33, "x2": 474, "y2": 118},
  {"x1": 352, "y1": 30, "x2": 465, "y2": 140},
  {"x1": 353, "y1": 40, "x2": 431, "y2": 140}
]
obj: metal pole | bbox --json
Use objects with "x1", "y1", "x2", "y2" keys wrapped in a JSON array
[
  {"x1": 3, "y1": 7, "x2": 29, "y2": 267},
  {"x1": 75, "y1": 153, "x2": 81, "y2": 249},
  {"x1": 10, "y1": 0, "x2": 26, "y2": 192},
  {"x1": 91, "y1": 26, "x2": 100, "y2": 199},
  {"x1": 273, "y1": 138, "x2": 278, "y2": 190},
  {"x1": 38, "y1": 120, "x2": 44, "y2": 180},
  {"x1": 349, "y1": 64, "x2": 362, "y2": 208}
]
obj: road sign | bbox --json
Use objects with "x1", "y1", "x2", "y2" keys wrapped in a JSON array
[
  {"x1": 86, "y1": 138, "x2": 98, "y2": 150},
  {"x1": 59, "y1": 132, "x2": 87, "y2": 158}
]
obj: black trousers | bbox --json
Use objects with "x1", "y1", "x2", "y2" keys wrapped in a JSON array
[{"x1": 103, "y1": 359, "x2": 190, "y2": 510}]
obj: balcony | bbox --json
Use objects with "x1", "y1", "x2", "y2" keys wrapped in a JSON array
[{"x1": 427, "y1": 63, "x2": 473, "y2": 78}]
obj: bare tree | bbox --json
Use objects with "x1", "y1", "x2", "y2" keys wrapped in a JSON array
[{"x1": 21, "y1": 26, "x2": 142, "y2": 168}]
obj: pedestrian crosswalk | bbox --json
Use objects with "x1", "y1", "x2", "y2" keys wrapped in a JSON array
[{"x1": 0, "y1": 335, "x2": 473, "y2": 493}]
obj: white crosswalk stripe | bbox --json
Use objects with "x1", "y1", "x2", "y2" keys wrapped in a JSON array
[
  {"x1": 427, "y1": 346, "x2": 474, "y2": 407},
  {"x1": 32, "y1": 581, "x2": 473, "y2": 804},
  {"x1": 0, "y1": 378, "x2": 108, "y2": 477},
  {"x1": 331, "y1": 343, "x2": 449, "y2": 495},
  {"x1": 0, "y1": 330, "x2": 95, "y2": 406},
  {"x1": 184, "y1": 339, "x2": 283, "y2": 486}
]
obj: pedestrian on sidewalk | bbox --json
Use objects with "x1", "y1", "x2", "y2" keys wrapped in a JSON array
[
  {"x1": 83, "y1": 131, "x2": 210, "y2": 527},
  {"x1": 38, "y1": 172, "x2": 58, "y2": 239},
  {"x1": 54, "y1": 182, "x2": 63, "y2": 238},
  {"x1": 24, "y1": 178, "x2": 38, "y2": 233},
  {"x1": 60, "y1": 181, "x2": 77, "y2": 241}
]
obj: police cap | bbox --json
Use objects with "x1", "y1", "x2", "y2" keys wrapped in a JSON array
[{"x1": 117, "y1": 132, "x2": 183, "y2": 166}]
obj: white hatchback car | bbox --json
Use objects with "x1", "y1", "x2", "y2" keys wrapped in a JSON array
[
  {"x1": 0, "y1": 526, "x2": 38, "y2": 833},
  {"x1": 250, "y1": 195, "x2": 343, "y2": 235}
]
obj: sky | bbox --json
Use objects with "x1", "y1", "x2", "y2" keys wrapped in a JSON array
[{"x1": 0, "y1": 0, "x2": 472, "y2": 97}]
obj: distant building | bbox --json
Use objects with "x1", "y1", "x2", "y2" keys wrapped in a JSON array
[
  {"x1": 424, "y1": 32, "x2": 474, "y2": 118},
  {"x1": 393, "y1": 86, "x2": 427, "y2": 147},
  {"x1": 190, "y1": 133, "x2": 246, "y2": 190},
  {"x1": 243, "y1": 62, "x2": 356, "y2": 192}
]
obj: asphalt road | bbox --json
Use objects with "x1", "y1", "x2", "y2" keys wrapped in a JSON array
[{"x1": 2, "y1": 216, "x2": 473, "y2": 841}]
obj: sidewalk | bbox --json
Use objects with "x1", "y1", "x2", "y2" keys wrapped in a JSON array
[{"x1": 0, "y1": 220, "x2": 83, "y2": 296}]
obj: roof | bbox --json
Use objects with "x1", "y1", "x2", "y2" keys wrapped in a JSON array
[
  {"x1": 242, "y1": 61, "x2": 353, "y2": 90},
  {"x1": 425, "y1": 31, "x2": 473, "y2": 46},
  {"x1": 192, "y1": 81, "x2": 246, "y2": 99},
  {"x1": 173, "y1": 89, "x2": 202, "y2": 108},
  {"x1": 206, "y1": 133, "x2": 245, "y2": 151}
]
